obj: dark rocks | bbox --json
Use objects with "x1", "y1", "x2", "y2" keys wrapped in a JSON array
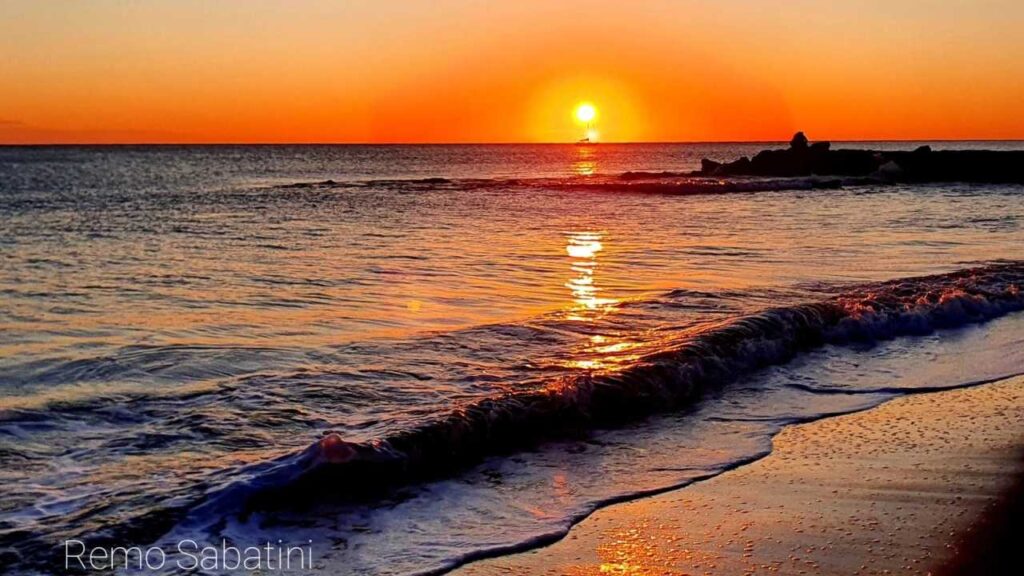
[
  {"x1": 810, "y1": 141, "x2": 830, "y2": 153},
  {"x1": 728, "y1": 156, "x2": 751, "y2": 173},
  {"x1": 749, "y1": 148, "x2": 804, "y2": 176},
  {"x1": 821, "y1": 149, "x2": 880, "y2": 176},
  {"x1": 707, "y1": 138, "x2": 875, "y2": 177},
  {"x1": 701, "y1": 133, "x2": 871, "y2": 177},
  {"x1": 876, "y1": 160, "x2": 903, "y2": 180},
  {"x1": 696, "y1": 132, "x2": 1024, "y2": 183},
  {"x1": 881, "y1": 150, "x2": 1024, "y2": 183},
  {"x1": 701, "y1": 158, "x2": 722, "y2": 174}
]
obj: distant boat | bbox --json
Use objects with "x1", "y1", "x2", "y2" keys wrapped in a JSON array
[{"x1": 575, "y1": 137, "x2": 593, "y2": 145}]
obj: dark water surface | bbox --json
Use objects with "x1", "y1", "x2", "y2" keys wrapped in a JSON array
[{"x1": 1, "y1": 143, "x2": 1023, "y2": 574}]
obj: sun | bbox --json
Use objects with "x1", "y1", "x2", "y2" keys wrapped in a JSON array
[{"x1": 574, "y1": 103, "x2": 597, "y2": 124}]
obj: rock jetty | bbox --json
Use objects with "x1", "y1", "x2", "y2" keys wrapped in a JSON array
[{"x1": 697, "y1": 133, "x2": 1024, "y2": 183}]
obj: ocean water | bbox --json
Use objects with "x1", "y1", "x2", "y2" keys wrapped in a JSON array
[{"x1": 1, "y1": 143, "x2": 1023, "y2": 574}]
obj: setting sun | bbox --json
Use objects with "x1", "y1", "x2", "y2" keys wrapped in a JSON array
[{"x1": 575, "y1": 103, "x2": 597, "y2": 124}]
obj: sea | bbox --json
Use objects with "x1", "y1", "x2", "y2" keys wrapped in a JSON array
[{"x1": 1, "y1": 142, "x2": 1023, "y2": 575}]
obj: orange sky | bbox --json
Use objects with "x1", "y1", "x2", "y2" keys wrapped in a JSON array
[{"x1": 2, "y1": 0, "x2": 1023, "y2": 144}]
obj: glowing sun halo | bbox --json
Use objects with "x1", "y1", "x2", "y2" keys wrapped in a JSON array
[{"x1": 575, "y1": 103, "x2": 597, "y2": 124}]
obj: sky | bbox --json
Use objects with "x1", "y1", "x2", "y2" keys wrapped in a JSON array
[{"x1": 1, "y1": 0, "x2": 1023, "y2": 143}]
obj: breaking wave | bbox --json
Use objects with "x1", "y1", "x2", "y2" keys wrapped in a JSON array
[
  {"x1": 213, "y1": 262, "x2": 1024, "y2": 508},
  {"x1": 4, "y1": 263, "x2": 1022, "y2": 574}
]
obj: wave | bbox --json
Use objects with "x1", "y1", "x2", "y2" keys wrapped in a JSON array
[
  {"x1": 3, "y1": 262, "x2": 1022, "y2": 574},
  {"x1": 276, "y1": 177, "x2": 456, "y2": 189},
  {"x1": 212, "y1": 262, "x2": 1024, "y2": 510},
  {"x1": 269, "y1": 173, "x2": 885, "y2": 196}
]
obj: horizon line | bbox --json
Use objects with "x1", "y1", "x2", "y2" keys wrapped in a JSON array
[{"x1": 4, "y1": 138, "x2": 1024, "y2": 147}]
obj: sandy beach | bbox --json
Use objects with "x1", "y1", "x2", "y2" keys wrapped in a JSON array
[{"x1": 455, "y1": 375, "x2": 1024, "y2": 576}]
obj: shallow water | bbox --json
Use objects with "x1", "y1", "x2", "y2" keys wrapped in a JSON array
[{"x1": 1, "y1": 143, "x2": 1023, "y2": 574}]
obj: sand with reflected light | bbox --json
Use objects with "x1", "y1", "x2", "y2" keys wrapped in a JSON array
[{"x1": 455, "y1": 376, "x2": 1024, "y2": 576}]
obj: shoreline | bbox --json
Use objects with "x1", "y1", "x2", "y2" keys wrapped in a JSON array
[{"x1": 454, "y1": 375, "x2": 1024, "y2": 576}]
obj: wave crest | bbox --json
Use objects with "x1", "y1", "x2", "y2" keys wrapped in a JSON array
[{"x1": 233, "y1": 262, "x2": 1024, "y2": 506}]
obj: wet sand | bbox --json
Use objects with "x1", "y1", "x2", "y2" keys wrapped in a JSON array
[{"x1": 455, "y1": 375, "x2": 1024, "y2": 576}]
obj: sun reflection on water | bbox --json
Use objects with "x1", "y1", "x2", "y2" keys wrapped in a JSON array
[
  {"x1": 573, "y1": 146, "x2": 598, "y2": 176},
  {"x1": 561, "y1": 231, "x2": 642, "y2": 371},
  {"x1": 565, "y1": 231, "x2": 617, "y2": 318}
]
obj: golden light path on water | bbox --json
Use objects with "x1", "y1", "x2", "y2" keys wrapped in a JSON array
[
  {"x1": 565, "y1": 231, "x2": 615, "y2": 315},
  {"x1": 561, "y1": 230, "x2": 647, "y2": 371},
  {"x1": 573, "y1": 144, "x2": 598, "y2": 175}
]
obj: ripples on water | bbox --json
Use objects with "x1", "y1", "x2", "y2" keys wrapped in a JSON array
[{"x1": 1, "y1": 143, "x2": 1023, "y2": 574}]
